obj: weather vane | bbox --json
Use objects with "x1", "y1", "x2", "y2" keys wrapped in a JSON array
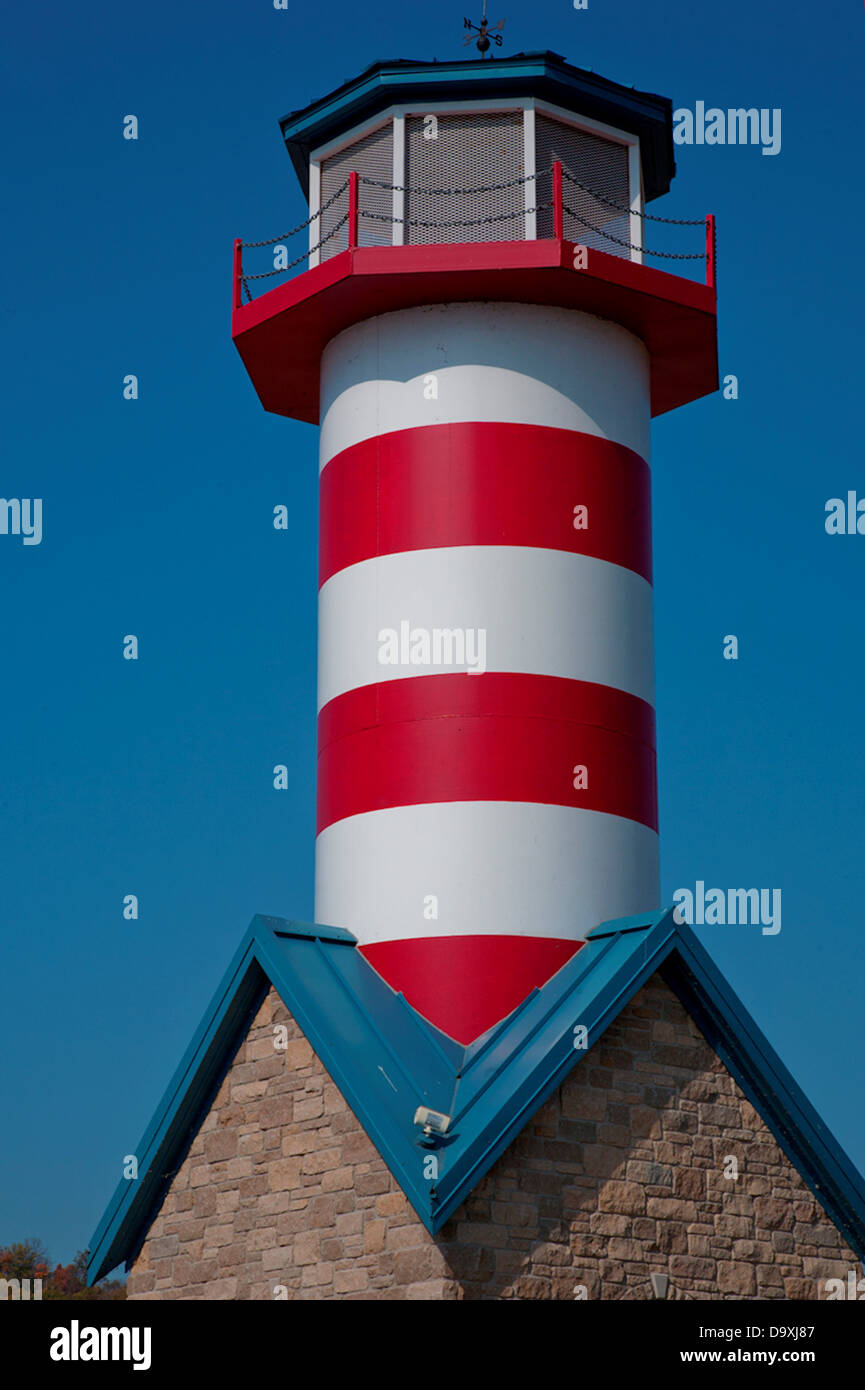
[{"x1": 463, "y1": 0, "x2": 505, "y2": 57}]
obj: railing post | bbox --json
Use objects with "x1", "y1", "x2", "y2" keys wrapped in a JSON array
[
  {"x1": 232, "y1": 237, "x2": 243, "y2": 311},
  {"x1": 705, "y1": 214, "x2": 716, "y2": 291},
  {"x1": 348, "y1": 171, "x2": 359, "y2": 251},
  {"x1": 552, "y1": 160, "x2": 563, "y2": 241}
]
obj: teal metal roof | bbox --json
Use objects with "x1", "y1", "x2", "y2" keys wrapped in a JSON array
[
  {"x1": 87, "y1": 908, "x2": 865, "y2": 1283},
  {"x1": 278, "y1": 52, "x2": 676, "y2": 203}
]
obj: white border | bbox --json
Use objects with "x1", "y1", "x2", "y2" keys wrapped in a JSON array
[
  {"x1": 628, "y1": 141, "x2": 644, "y2": 264},
  {"x1": 308, "y1": 160, "x2": 321, "y2": 266},
  {"x1": 392, "y1": 114, "x2": 405, "y2": 246},
  {"x1": 523, "y1": 105, "x2": 537, "y2": 240}
]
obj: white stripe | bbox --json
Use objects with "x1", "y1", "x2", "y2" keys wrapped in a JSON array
[
  {"x1": 318, "y1": 545, "x2": 655, "y2": 711},
  {"x1": 319, "y1": 301, "x2": 650, "y2": 467},
  {"x1": 315, "y1": 802, "x2": 660, "y2": 944}
]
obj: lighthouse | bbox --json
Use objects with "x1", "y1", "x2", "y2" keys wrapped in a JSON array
[
  {"x1": 89, "y1": 40, "x2": 865, "y2": 1304},
  {"x1": 232, "y1": 49, "x2": 718, "y2": 1045}
]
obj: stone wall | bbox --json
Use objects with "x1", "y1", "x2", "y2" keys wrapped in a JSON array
[{"x1": 126, "y1": 973, "x2": 860, "y2": 1300}]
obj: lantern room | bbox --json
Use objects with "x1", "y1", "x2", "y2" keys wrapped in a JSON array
[
  {"x1": 232, "y1": 50, "x2": 716, "y2": 425},
  {"x1": 279, "y1": 52, "x2": 679, "y2": 261}
]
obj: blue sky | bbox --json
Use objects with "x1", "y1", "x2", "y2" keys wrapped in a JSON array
[{"x1": 1, "y1": 0, "x2": 863, "y2": 1268}]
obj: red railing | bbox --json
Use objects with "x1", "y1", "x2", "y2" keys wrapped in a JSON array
[
  {"x1": 552, "y1": 159, "x2": 564, "y2": 241},
  {"x1": 234, "y1": 163, "x2": 716, "y2": 307},
  {"x1": 347, "y1": 171, "x2": 359, "y2": 251},
  {"x1": 705, "y1": 212, "x2": 716, "y2": 291},
  {"x1": 232, "y1": 237, "x2": 243, "y2": 313}
]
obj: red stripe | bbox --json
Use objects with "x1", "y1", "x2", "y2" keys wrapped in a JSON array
[
  {"x1": 316, "y1": 676, "x2": 657, "y2": 834},
  {"x1": 360, "y1": 935, "x2": 584, "y2": 1044},
  {"x1": 319, "y1": 672, "x2": 655, "y2": 753},
  {"x1": 319, "y1": 422, "x2": 652, "y2": 586}
]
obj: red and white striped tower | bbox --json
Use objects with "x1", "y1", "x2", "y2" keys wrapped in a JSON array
[
  {"x1": 233, "y1": 53, "x2": 718, "y2": 1044},
  {"x1": 316, "y1": 300, "x2": 658, "y2": 1040}
]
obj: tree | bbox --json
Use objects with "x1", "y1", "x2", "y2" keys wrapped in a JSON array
[
  {"x1": 0, "y1": 1239, "x2": 50, "y2": 1282},
  {"x1": 0, "y1": 1240, "x2": 126, "y2": 1300}
]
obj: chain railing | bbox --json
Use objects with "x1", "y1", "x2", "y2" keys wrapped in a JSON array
[{"x1": 234, "y1": 163, "x2": 715, "y2": 307}]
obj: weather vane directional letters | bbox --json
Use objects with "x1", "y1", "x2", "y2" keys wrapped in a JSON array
[{"x1": 463, "y1": 1, "x2": 505, "y2": 57}]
